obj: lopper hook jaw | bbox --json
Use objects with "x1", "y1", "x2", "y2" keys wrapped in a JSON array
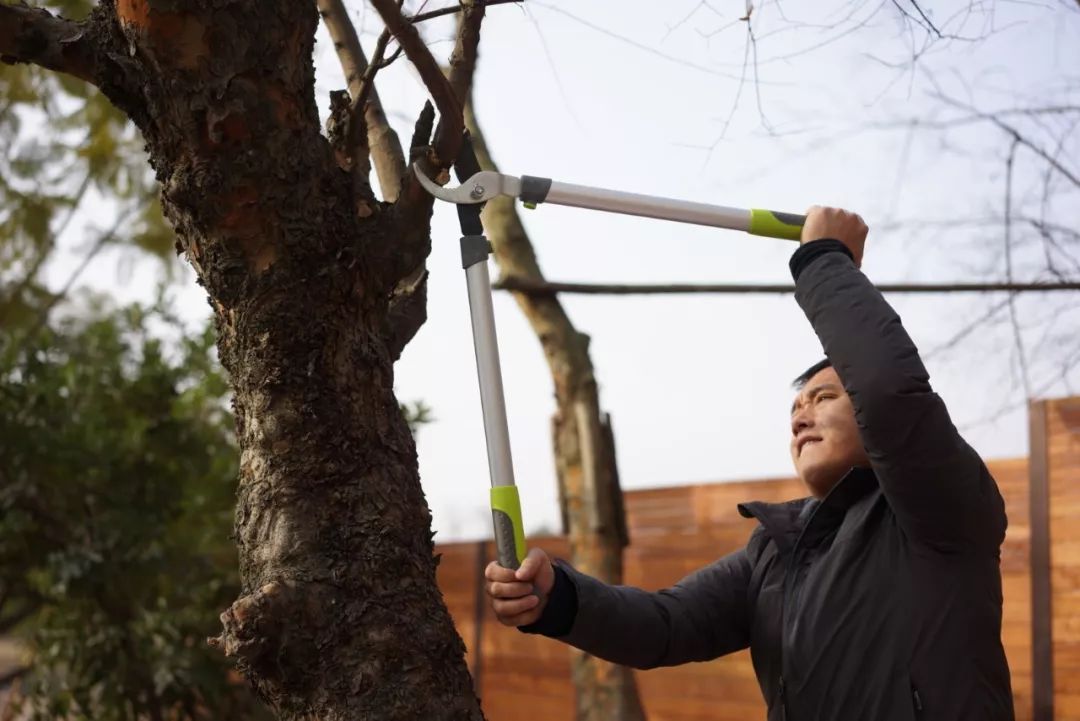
[{"x1": 413, "y1": 164, "x2": 520, "y2": 205}]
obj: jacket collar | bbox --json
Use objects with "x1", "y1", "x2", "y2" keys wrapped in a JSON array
[{"x1": 737, "y1": 467, "x2": 878, "y2": 555}]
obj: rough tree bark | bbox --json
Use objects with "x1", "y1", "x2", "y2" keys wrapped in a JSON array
[
  {"x1": 465, "y1": 104, "x2": 647, "y2": 721},
  {"x1": 1, "y1": 1, "x2": 488, "y2": 718}
]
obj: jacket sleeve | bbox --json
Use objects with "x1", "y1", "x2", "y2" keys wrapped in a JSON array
[
  {"x1": 793, "y1": 247, "x2": 1007, "y2": 552},
  {"x1": 541, "y1": 546, "x2": 753, "y2": 670}
]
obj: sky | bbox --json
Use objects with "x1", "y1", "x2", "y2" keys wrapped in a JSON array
[{"x1": 42, "y1": 0, "x2": 1080, "y2": 541}]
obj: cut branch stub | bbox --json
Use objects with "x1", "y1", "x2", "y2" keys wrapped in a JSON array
[{"x1": 211, "y1": 580, "x2": 294, "y2": 669}]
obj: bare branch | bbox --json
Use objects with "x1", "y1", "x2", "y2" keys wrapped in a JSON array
[
  {"x1": 381, "y1": 2, "x2": 489, "y2": 339},
  {"x1": 896, "y1": 0, "x2": 943, "y2": 38},
  {"x1": 317, "y1": 0, "x2": 406, "y2": 201},
  {"x1": 0, "y1": 2, "x2": 96, "y2": 84},
  {"x1": 0, "y1": 168, "x2": 93, "y2": 325},
  {"x1": 531, "y1": 1, "x2": 748, "y2": 81},
  {"x1": 317, "y1": 0, "x2": 368, "y2": 100},
  {"x1": 494, "y1": 278, "x2": 1080, "y2": 296},
  {"x1": 446, "y1": 0, "x2": 486, "y2": 110},
  {"x1": 1003, "y1": 137, "x2": 1033, "y2": 398},
  {"x1": 379, "y1": 0, "x2": 492, "y2": 291},
  {"x1": 890, "y1": 0, "x2": 986, "y2": 42},
  {"x1": 931, "y1": 92, "x2": 1080, "y2": 189},
  {"x1": 409, "y1": 0, "x2": 520, "y2": 25},
  {"x1": 922, "y1": 296, "x2": 1014, "y2": 362}
]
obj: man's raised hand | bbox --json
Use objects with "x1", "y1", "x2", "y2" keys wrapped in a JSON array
[{"x1": 801, "y1": 206, "x2": 868, "y2": 267}]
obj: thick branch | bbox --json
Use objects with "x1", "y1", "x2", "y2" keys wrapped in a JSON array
[
  {"x1": 378, "y1": 1, "x2": 489, "y2": 290},
  {"x1": 385, "y1": 269, "x2": 428, "y2": 361},
  {"x1": 494, "y1": 278, "x2": 1080, "y2": 295},
  {"x1": 316, "y1": 0, "x2": 367, "y2": 98},
  {"x1": 446, "y1": 0, "x2": 485, "y2": 112},
  {"x1": 368, "y1": 0, "x2": 462, "y2": 166},
  {"x1": 0, "y1": 2, "x2": 96, "y2": 84},
  {"x1": 316, "y1": 0, "x2": 406, "y2": 201}
]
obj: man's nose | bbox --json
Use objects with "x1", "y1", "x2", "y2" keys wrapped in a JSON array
[{"x1": 791, "y1": 408, "x2": 813, "y2": 435}]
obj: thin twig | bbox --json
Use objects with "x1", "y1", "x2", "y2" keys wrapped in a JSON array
[
  {"x1": 923, "y1": 296, "x2": 1014, "y2": 361},
  {"x1": 1003, "y1": 137, "x2": 1033, "y2": 398},
  {"x1": 0, "y1": 169, "x2": 93, "y2": 324},
  {"x1": 11, "y1": 206, "x2": 137, "y2": 355},
  {"x1": 932, "y1": 92, "x2": 1080, "y2": 189},
  {"x1": 529, "y1": 1, "x2": 750, "y2": 81},
  {"x1": 408, "y1": 0, "x2": 520, "y2": 25}
]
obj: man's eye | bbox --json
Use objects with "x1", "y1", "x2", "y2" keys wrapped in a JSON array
[{"x1": 815, "y1": 394, "x2": 835, "y2": 403}]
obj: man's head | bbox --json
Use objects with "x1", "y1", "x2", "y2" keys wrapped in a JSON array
[{"x1": 790, "y1": 360, "x2": 870, "y2": 498}]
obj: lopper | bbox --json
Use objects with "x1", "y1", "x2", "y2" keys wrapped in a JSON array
[{"x1": 416, "y1": 150, "x2": 805, "y2": 570}]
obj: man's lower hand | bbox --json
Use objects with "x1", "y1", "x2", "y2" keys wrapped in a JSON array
[
  {"x1": 801, "y1": 206, "x2": 868, "y2": 267},
  {"x1": 485, "y1": 547, "x2": 555, "y2": 627}
]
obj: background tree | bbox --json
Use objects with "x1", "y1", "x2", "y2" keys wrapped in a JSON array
[
  {"x1": 0, "y1": 0, "x2": 172, "y2": 331},
  {"x1": 0, "y1": 297, "x2": 272, "y2": 721}
]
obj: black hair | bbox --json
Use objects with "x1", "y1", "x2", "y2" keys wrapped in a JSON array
[{"x1": 792, "y1": 358, "x2": 831, "y2": 389}]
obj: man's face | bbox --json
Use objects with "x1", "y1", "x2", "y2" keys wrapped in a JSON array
[{"x1": 789, "y1": 366, "x2": 870, "y2": 498}]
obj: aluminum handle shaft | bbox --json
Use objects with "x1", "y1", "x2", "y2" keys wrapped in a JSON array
[
  {"x1": 464, "y1": 260, "x2": 516, "y2": 489},
  {"x1": 545, "y1": 180, "x2": 752, "y2": 231}
]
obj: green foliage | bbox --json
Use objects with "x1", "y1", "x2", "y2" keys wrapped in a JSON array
[
  {"x1": 0, "y1": 298, "x2": 270, "y2": 721},
  {"x1": 400, "y1": 399, "x2": 434, "y2": 434},
  {"x1": 0, "y1": 2, "x2": 175, "y2": 294}
]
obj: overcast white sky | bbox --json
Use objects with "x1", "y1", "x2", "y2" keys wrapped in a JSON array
[{"x1": 44, "y1": 0, "x2": 1080, "y2": 541}]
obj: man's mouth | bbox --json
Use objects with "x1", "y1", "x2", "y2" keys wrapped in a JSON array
[{"x1": 797, "y1": 437, "x2": 823, "y2": 456}]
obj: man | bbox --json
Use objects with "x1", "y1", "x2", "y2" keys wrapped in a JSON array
[{"x1": 485, "y1": 207, "x2": 1014, "y2": 720}]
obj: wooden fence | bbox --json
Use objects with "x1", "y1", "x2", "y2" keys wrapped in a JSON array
[{"x1": 435, "y1": 396, "x2": 1080, "y2": 720}]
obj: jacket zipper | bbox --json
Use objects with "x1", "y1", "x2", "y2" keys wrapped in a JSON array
[
  {"x1": 779, "y1": 498, "x2": 827, "y2": 721},
  {"x1": 912, "y1": 685, "x2": 923, "y2": 716}
]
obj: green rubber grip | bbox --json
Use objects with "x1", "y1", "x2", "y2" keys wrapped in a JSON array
[
  {"x1": 749, "y1": 209, "x2": 805, "y2": 241},
  {"x1": 490, "y1": 485, "x2": 526, "y2": 569}
]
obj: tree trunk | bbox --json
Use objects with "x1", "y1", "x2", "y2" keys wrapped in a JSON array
[
  {"x1": 465, "y1": 105, "x2": 647, "y2": 721},
  {"x1": 17, "y1": 2, "x2": 485, "y2": 718}
]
